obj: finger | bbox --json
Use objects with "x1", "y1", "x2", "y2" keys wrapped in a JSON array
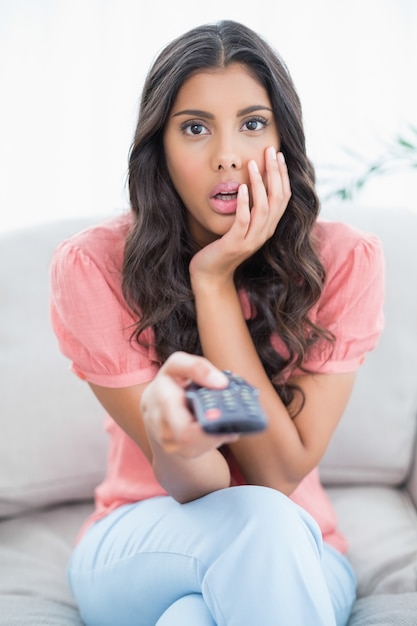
[
  {"x1": 276, "y1": 151, "x2": 291, "y2": 200},
  {"x1": 264, "y1": 148, "x2": 291, "y2": 231},
  {"x1": 175, "y1": 421, "x2": 240, "y2": 457},
  {"x1": 248, "y1": 159, "x2": 269, "y2": 219},
  {"x1": 161, "y1": 416, "x2": 240, "y2": 457},
  {"x1": 231, "y1": 183, "x2": 251, "y2": 236},
  {"x1": 265, "y1": 147, "x2": 282, "y2": 216},
  {"x1": 192, "y1": 425, "x2": 241, "y2": 451},
  {"x1": 162, "y1": 352, "x2": 228, "y2": 389},
  {"x1": 265, "y1": 148, "x2": 283, "y2": 203}
]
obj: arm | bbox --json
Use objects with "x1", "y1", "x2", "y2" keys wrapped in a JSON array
[
  {"x1": 189, "y1": 148, "x2": 356, "y2": 494},
  {"x1": 192, "y1": 277, "x2": 355, "y2": 493},
  {"x1": 89, "y1": 352, "x2": 239, "y2": 503}
]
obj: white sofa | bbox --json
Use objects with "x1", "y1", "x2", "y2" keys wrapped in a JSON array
[{"x1": 1, "y1": 205, "x2": 416, "y2": 625}]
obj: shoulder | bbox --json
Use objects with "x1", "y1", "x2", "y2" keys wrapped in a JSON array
[
  {"x1": 50, "y1": 212, "x2": 134, "y2": 327},
  {"x1": 313, "y1": 219, "x2": 384, "y2": 287},
  {"x1": 49, "y1": 212, "x2": 158, "y2": 386},
  {"x1": 304, "y1": 220, "x2": 385, "y2": 373},
  {"x1": 313, "y1": 219, "x2": 383, "y2": 261},
  {"x1": 52, "y1": 212, "x2": 133, "y2": 276}
]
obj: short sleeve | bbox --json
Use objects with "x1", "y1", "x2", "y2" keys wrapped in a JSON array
[
  {"x1": 303, "y1": 227, "x2": 385, "y2": 374},
  {"x1": 50, "y1": 239, "x2": 158, "y2": 387}
]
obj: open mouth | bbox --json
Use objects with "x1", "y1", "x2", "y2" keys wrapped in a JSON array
[
  {"x1": 213, "y1": 192, "x2": 238, "y2": 201},
  {"x1": 209, "y1": 182, "x2": 241, "y2": 214}
]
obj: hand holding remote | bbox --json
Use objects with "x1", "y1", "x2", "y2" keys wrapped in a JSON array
[{"x1": 186, "y1": 371, "x2": 268, "y2": 434}]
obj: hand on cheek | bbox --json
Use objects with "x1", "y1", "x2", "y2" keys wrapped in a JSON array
[{"x1": 189, "y1": 148, "x2": 291, "y2": 286}]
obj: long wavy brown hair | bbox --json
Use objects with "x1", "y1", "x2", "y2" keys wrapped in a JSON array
[{"x1": 123, "y1": 20, "x2": 333, "y2": 407}]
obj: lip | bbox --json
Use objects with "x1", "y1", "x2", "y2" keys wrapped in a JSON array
[
  {"x1": 209, "y1": 181, "x2": 241, "y2": 215},
  {"x1": 210, "y1": 181, "x2": 241, "y2": 197}
]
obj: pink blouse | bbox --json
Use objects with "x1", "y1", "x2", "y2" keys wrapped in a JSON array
[{"x1": 50, "y1": 212, "x2": 385, "y2": 552}]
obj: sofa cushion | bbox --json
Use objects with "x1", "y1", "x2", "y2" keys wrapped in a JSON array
[
  {"x1": 347, "y1": 593, "x2": 417, "y2": 626},
  {"x1": 0, "y1": 502, "x2": 92, "y2": 625},
  {"x1": 0, "y1": 597, "x2": 83, "y2": 626},
  {"x1": 0, "y1": 219, "x2": 109, "y2": 518},
  {"x1": 320, "y1": 206, "x2": 417, "y2": 486},
  {"x1": 328, "y1": 485, "x2": 417, "y2": 597}
]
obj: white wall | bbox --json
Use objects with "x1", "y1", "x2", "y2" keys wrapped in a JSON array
[{"x1": 1, "y1": 0, "x2": 416, "y2": 233}]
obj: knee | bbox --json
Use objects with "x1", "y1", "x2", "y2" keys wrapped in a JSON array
[
  {"x1": 156, "y1": 595, "x2": 215, "y2": 626},
  {"x1": 225, "y1": 484, "x2": 295, "y2": 521},
  {"x1": 226, "y1": 485, "x2": 322, "y2": 552}
]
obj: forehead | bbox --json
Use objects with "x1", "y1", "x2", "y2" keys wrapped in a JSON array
[{"x1": 172, "y1": 64, "x2": 271, "y2": 112}]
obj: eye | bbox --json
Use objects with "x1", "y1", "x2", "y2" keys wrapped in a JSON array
[
  {"x1": 181, "y1": 121, "x2": 210, "y2": 136},
  {"x1": 242, "y1": 116, "x2": 268, "y2": 132}
]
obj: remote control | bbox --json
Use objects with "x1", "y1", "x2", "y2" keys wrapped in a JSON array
[{"x1": 185, "y1": 371, "x2": 268, "y2": 434}]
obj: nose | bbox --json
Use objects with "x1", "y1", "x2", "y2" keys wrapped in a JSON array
[
  {"x1": 216, "y1": 157, "x2": 241, "y2": 171},
  {"x1": 217, "y1": 160, "x2": 238, "y2": 171},
  {"x1": 211, "y1": 136, "x2": 242, "y2": 171}
]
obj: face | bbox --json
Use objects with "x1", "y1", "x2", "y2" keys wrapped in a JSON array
[{"x1": 163, "y1": 64, "x2": 280, "y2": 247}]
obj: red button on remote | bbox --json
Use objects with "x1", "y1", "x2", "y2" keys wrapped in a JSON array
[{"x1": 204, "y1": 408, "x2": 221, "y2": 421}]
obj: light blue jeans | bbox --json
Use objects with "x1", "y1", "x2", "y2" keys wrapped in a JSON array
[{"x1": 68, "y1": 486, "x2": 356, "y2": 626}]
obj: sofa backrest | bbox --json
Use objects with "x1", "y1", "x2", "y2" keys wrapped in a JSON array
[
  {"x1": 319, "y1": 206, "x2": 417, "y2": 486},
  {"x1": 0, "y1": 218, "x2": 108, "y2": 518}
]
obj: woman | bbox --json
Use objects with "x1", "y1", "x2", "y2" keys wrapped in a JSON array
[{"x1": 50, "y1": 20, "x2": 384, "y2": 625}]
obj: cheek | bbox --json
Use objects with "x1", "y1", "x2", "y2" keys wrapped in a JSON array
[
  {"x1": 164, "y1": 138, "x2": 189, "y2": 192},
  {"x1": 168, "y1": 157, "x2": 203, "y2": 195}
]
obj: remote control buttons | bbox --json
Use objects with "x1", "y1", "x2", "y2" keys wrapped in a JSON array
[{"x1": 185, "y1": 372, "x2": 267, "y2": 434}]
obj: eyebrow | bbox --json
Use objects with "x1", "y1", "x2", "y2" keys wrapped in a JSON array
[{"x1": 172, "y1": 105, "x2": 273, "y2": 119}]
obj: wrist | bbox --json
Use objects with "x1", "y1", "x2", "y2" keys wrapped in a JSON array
[
  {"x1": 152, "y1": 447, "x2": 232, "y2": 503},
  {"x1": 190, "y1": 272, "x2": 236, "y2": 298}
]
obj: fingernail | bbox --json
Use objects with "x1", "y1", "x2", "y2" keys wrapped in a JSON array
[
  {"x1": 206, "y1": 370, "x2": 228, "y2": 387},
  {"x1": 249, "y1": 160, "x2": 259, "y2": 173},
  {"x1": 268, "y1": 146, "x2": 277, "y2": 160},
  {"x1": 239, "y1": 183, "x2": 248, "y2": 195},
  {"x1": 278, "y1": 152, "x2": 285, "y2": 163}
]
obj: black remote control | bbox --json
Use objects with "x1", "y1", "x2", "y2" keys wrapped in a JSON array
[{"x1": 186, "y1": 370, "x2": 268, "y2": 434}]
